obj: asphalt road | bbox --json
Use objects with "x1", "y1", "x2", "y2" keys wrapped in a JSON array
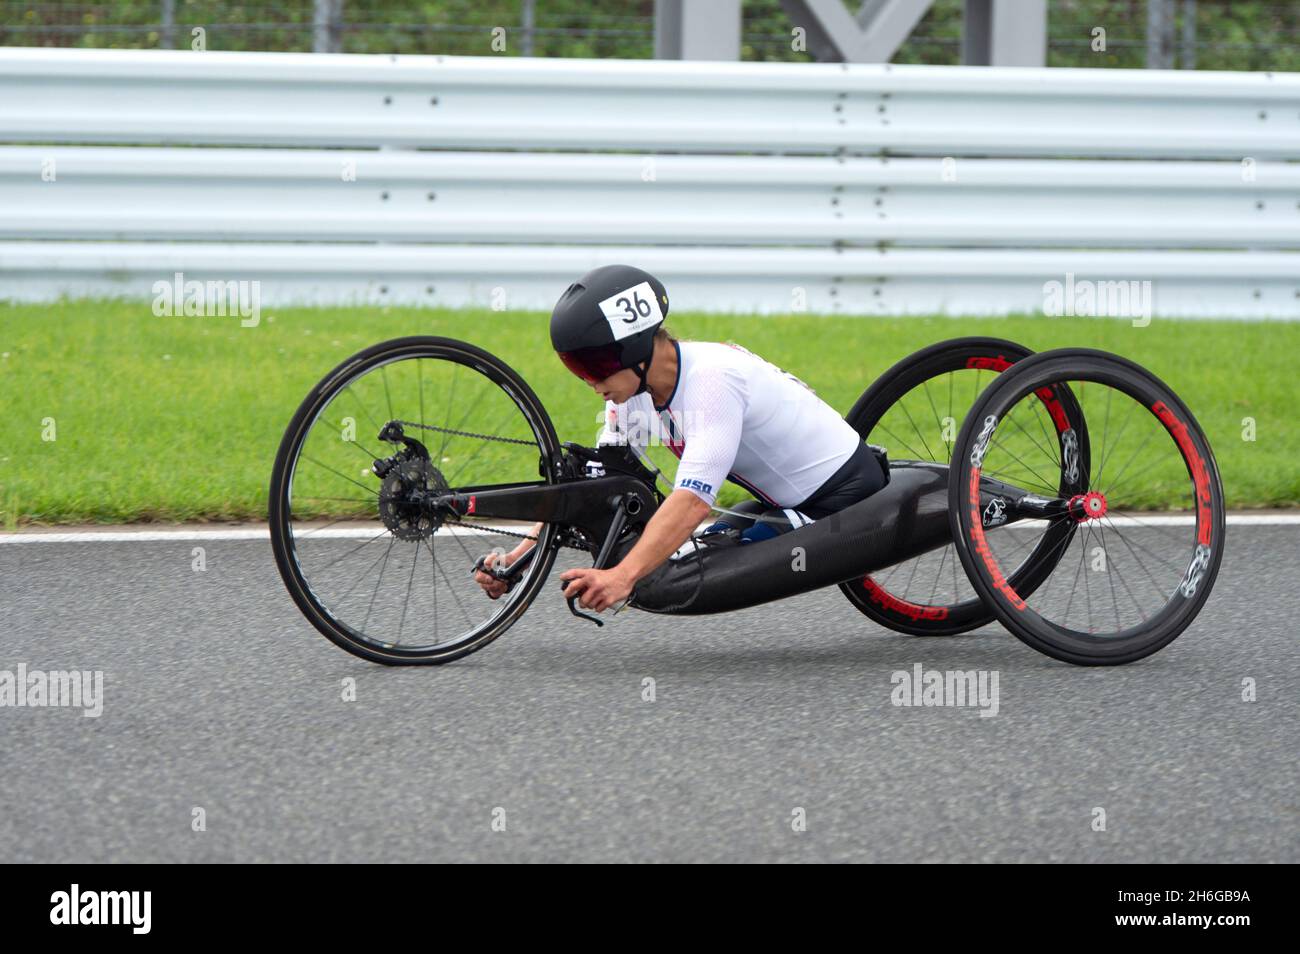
[{"x1": 1, "y1": 524, "x2": 1296, "y2": 863}]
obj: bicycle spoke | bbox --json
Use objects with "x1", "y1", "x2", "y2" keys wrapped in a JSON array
[
  {"x1": 1092, "y1": 400, "x2": 1139, "y2": 491},
  {"x1": 295, "y1": 495, "x2": 386, "y2": 505},
  {"x1": 1098, "y1": 522, "x2": 1150, "y2": 623},
  {"x1": 1106, "y1": 508, "x2": 1199, "y2": 551},
  {"x1": 418, "y1": 358, "x2": 426, "y2": 431},
  {"x1": 429, "y1": 544, "x2": 476, "y2": 630},
  {"x1": 312, "y1": 528, "x2": 391, "y2": 575},
  {"x1": 437, "y1": 362, "x2": 460, "y2": 463},
  {"x1": 921, "y1": 379, "x2": 946, "y2": 453},
  {"x1": 398, "y1": 537, "x2": 419, "y2": 641},
  {"x1": 950, "y1": 541, "x2": 962, "y2": 602},
  {"x1": 381, "y1": 364, "x2": 395, "y2": 423},
  {"x1": 1095, "y1": 521, "x2": 1124, "y2": 633},
  {"x1": 871, "y1": 421, "x2": 930, "y2": 463},
  {"x1": 1099, "y1": 518, "x2": 1187, "y2": 574},
  {"x1": 318, "y1": 414, "x2": 385, "y2": 461},
  {"x1": 900, "y1": 552, "x2": 923, "y2": 602},
  {"x1": 300, "y1": 454, "x2": 381, "y2": 499},
  {"x1": 335, "y1": 535, "x2": 403, "y2": 605},
  {"x1": 344, "y1": 385, "x2": 386, "y2": 439},
  {"x1": 1098, "y1": 479, "x2": 1190, "y2": 505},
  {"x1": 362, "y1": 536, "x2": 398, "y2": 633},
  {"x1": 438, "y1": 520, "x2": 487, "y2": 569},
  {"x1": 1030, "y1": 390, "x2": 1058, "y2": 458},
  {"x1": 946, "y1": 371, "x2": 955, "y2": 462},
  {"x1": 896, "y1": 396, "x2": 939, "y2": 463},
  {"x1": 1002, "y1": 402, "x2": 1059, "y2": 468},
  {"x1": 293, "y1": 514, "x2": 380, "y2": 538},
  {"x1": 988, "y1": 435, "x2": 1058, "y2": 494},
  {"x1": 1100, "y1": 515, "x2": 1173, "y2": 601},
  {"x1": 425, "y1": 535, "x2": 440, "y2": 644},
  {"x1": 1094, "y1": 386, "x2": 1114, "y2": 487},
  {"x1": 927, "y1": 543, "x2": 949, "y2": 606},
  {"x1": 1061, "y1": 528, "x2": 1090, "y2": 630},
  {"x1": 1081, "y1": 522, "x2": 1096, "y2": 634},
  {"x1": 1101, "y1": 434, "x2": 1165, "y2": 499}
]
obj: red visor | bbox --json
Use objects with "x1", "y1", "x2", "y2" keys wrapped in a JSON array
[{"x1": 557, "y1": 344, "x2": 626, "y2": 383}]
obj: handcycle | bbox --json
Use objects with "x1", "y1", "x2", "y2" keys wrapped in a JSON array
[{"x1": 269, "y1": 335, "x2": 1224, "y2": 667}]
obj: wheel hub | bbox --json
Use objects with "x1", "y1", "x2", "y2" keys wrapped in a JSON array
[
  {"x1": 378, "y1": 458, "x2": 449, "y2": 540},
  {"x1": 1068, "y1": 490, "x2": 1108, "y2": 522}
]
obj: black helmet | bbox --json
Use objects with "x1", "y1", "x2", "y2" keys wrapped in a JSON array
[{"x1": 550, "y1": 264, "x2": 669, "y2": 394}]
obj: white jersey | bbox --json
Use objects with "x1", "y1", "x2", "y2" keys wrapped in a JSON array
[{"x1": 596, "y1": 339, "x2": 862, "y2": 508}]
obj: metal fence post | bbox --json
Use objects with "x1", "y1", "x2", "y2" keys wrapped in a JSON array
[
  {"x1": 521, "y1": 0, "x2": 536, "y2": 57},
  {"x1": 160, "y1": 0, "x2": 176, "y2": 50},
  {"x1": 313, "y1": 0, "x2": 342, "y2": 54},
  {"x1": 1180, "y1": 0, "x2": 1197, "y2": 70},
  {"x1": 1147, "y1": 0, "x2": 1175, "y2": 69}
]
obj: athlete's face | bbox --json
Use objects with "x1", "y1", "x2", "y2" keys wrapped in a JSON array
[{"x1": 584, "y1": 367, "x2": 639, "y2": 404}]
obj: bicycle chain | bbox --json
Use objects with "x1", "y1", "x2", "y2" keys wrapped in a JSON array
[
  {"x1": 442, "y1": 517, "x2": 592, "y2": 551},
  {"x1": 394, "y1": 420, "x2": 537, "y2": 446}
]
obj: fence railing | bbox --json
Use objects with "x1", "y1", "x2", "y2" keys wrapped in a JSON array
[{"x1": 1, "y1": 47, "x2": 1297, "y2": 318}]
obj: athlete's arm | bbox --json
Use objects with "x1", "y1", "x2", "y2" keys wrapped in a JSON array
[
  {"x1": 610, "y1": 488, "x2": 711, "y2": 586},
  {"x1": 613, "y1": 365, "x2": 745, "y2": 584},
  {"x1": 487, "y1": 395, "x2": 642, "y2": 577}
]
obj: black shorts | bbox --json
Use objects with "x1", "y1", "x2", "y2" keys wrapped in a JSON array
[
  {"x1": 707, "y1": 441, "x2": 888, "y2": 539},
  {"x1": 794, "y1": 440, "x2": 889, "y2": 518}
]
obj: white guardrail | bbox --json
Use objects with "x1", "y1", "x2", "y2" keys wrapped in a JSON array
[{"x1": 0, "y1": 47, "x2": 1298, "y2": 318}]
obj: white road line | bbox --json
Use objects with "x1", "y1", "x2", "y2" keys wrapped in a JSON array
[{"x1": 0, "y1": 513, "x2": 1297, "y2": 544}]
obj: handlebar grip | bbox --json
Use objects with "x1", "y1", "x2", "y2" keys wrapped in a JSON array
[{"x1": 470, "y1": 547, "x2": 537, "y2": 587}]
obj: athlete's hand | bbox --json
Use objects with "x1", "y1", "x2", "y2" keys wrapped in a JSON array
[
  {"x1": 474, "y1": 550, "x2": 515, "y2": 600},
  {"x1": 559, "y1": 566, "x2": 634, "y2": 613}
]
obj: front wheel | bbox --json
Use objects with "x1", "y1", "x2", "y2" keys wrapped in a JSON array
[
  {"x1": 269, "y1": 336, "x2": 562, "y2": 665},
  {"x1": 949, "y1": 349, "x2": 1225, "y2": 666}
]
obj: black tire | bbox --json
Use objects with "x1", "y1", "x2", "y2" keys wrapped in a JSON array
[
  {"x1": 949, "y1": 348, "x2": 1225, "y2": 666},
  {"x1": 839, "y1": 337, "x2": 1087, "y2": 636},
  {"x1": 269, "y1": 336, "x2": 561, "y2": 665}
]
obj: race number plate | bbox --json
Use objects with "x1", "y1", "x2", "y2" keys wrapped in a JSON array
[{"x1": 598, "y1": 281, "x2": 664, "y2": 340}]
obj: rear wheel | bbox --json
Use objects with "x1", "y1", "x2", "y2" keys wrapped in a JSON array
[
  {"x1": 839, "y1": 338, "x2": 1087, "y2": 636},
  {"x1": 950, "y1": 349, "x2": 1225, "y2": 665}
]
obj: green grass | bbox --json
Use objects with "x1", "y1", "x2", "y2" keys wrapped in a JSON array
[{"x1": 0, "y1": 298, "x2": 1296, "y2": 526}]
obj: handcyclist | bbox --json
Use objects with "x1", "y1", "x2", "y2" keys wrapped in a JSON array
[{"x1": 474, "y1": 264, "x2": 887, "y2": 611}]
